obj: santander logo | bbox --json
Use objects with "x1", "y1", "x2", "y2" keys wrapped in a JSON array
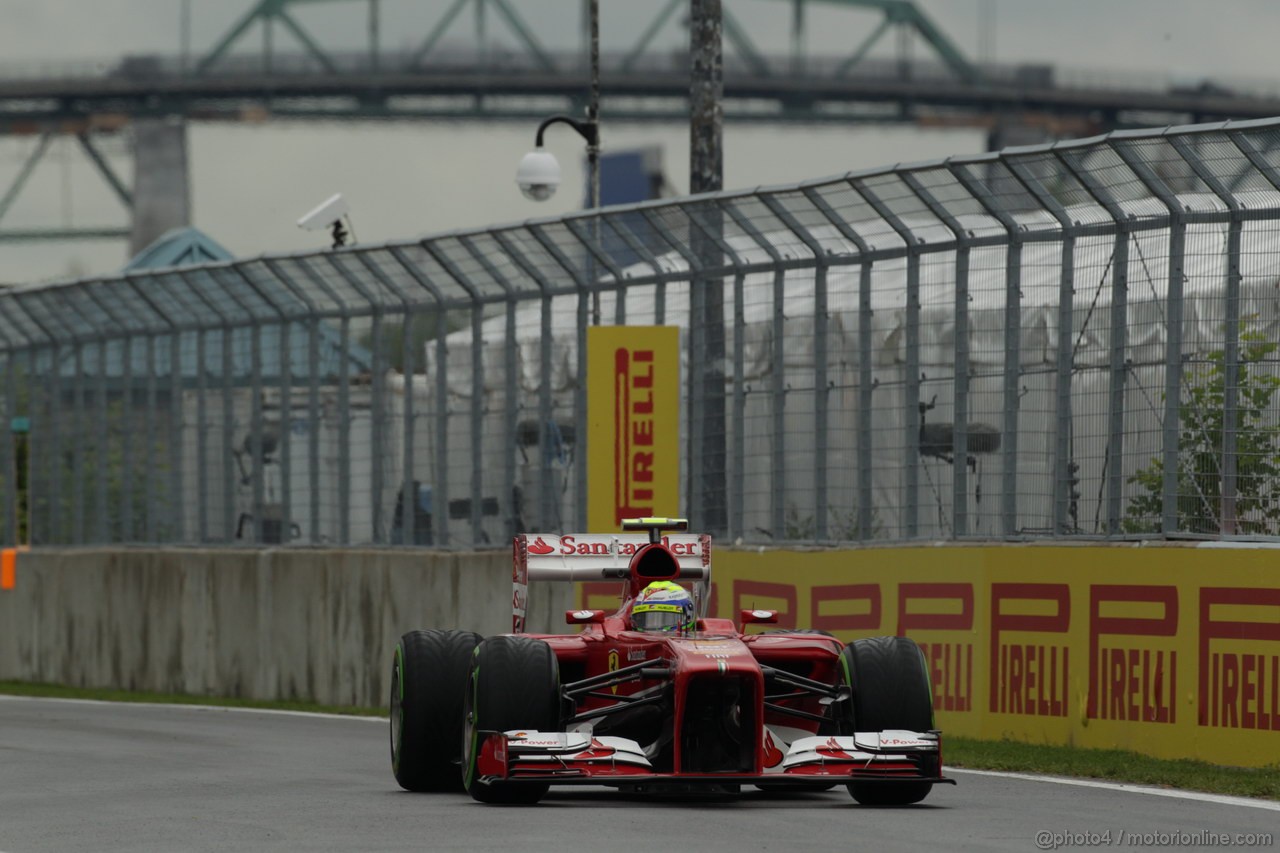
[{"x1": 527, "y1": 536, "x2": 555, "y2": 555}]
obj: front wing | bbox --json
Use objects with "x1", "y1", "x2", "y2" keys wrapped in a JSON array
[{"x1": 472, "y1": 730, "x2": 956, "y2": 789}]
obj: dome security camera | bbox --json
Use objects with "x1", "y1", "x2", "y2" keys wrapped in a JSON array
[{"x1": 516, "y1": 147, "x2": 561, "y2": 201}]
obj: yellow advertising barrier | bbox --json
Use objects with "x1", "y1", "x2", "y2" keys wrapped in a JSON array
[
  {"x1": 579, "y1": 544, "x2": 1280, "y2": 767},
  {"x1": 586, "y1": 326, "x2": 680, "y2": 533}
]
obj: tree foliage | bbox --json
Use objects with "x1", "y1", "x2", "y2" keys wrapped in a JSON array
[{"x1": 1124, "y1": 328, "x2": 1280, "y2": 535}]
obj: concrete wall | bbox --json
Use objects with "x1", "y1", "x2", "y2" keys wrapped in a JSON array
[{"x1": 0, "y1": 549, "x2": 572, "y2": 708}]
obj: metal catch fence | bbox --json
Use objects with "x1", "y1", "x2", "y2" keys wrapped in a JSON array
[{"x1": 3, "y1": 117, "x2": 1280, "y2": 548}]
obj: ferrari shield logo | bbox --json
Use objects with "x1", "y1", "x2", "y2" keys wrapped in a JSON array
[{"x1": 607, "y1": 649, "x2": 621, "y2": 694}]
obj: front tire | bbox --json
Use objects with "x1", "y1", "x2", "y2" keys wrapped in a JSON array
[
  {"x1": 390, "y1": 629, "x2": 483, "y2": 792},
  {"x1": 842, "y1": 636, "x2": 934, "y2": 806},
  {"x1": 462, "y1": 636, "x2": 561, "y2": 804}
]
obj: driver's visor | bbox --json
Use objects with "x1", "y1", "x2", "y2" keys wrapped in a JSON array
[{"x1": 632, "y1": 603, "x2": 688, "y2": 632}]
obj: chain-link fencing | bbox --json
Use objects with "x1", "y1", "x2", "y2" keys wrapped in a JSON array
[{"x1": 3, "y1": 117, "x2": 1280, "y2": 547}]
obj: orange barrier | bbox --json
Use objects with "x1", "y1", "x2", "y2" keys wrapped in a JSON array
[{"x1": 0, "y1": 548, "x2": 16, "y2": 590}]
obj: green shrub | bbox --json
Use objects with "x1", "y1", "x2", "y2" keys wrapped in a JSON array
[{"x1": 1124, "y1": 327, "x2": 1280, "y2": 535}]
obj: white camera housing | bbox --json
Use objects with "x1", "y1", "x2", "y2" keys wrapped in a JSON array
[
  {"x1": 297, "y1": 193, "x2": 350, "y2": 231},
  {"x1": 516, "y1": 148, "x2": 561, "y2": 201}
]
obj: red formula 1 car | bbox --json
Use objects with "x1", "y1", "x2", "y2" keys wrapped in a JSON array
[{"x1": 389, "y1": 518, "x2": 953, "y2": 805}]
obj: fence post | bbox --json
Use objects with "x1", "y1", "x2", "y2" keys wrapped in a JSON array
[
  {"x1": 761, "y1": 195, "x2": 830, "y2": 540},
  {"x1": 1054, "y1": 141, "x2": 1130, "y2": 535},
  {"x1": 416, "y1": 244, "x2": 484, "y2": 543},
  {"x1": 295, "y1": 257, "x2": 367, "y2": 545},
  {"x1": 1112, "y1": 138, "x2": 1189, "y2": 535},
  {"x1": 357, "y1": 251, "x2": 431, "y2": 546},
  {"x1": 123, "y1": 276, "x2": 186, "y2": 544},
  {"x1": 384, "y1": 244, "x2": 450, "y2": 545},
  {"x1": 45, "y1": 287, "x2": 107, "y2": 544},
  {"x1": 901, "y1": 171, "x2": 974, "y2": 538},
  {"x1": 1171, "y1": 134, "x2": 1246, "y2": 535},
  {"x1": 949, "y1": 160, "x2": 1023, "y2": 537},
  {"x1": 315, "y1": 256, "x2": 386, "y2": 544},
  {"x1": 490, "y1": 232, "x2": 556, "y2": 537},
  {"x1": 803, "y1": 186, "x2": 876, "y2": 541},
  {"x1": 70, "y1": 341, "x2": 85, "y2": 543},
  {"x1": 526, "y1": 223, "x2": 598, "y2": 532},
  {"x1": 461, "y1": 235, "x2": 521, "y2": 540},
  {"x1": 718, "y1": 202, "x2": 787, "y2": 539},
  {"x1": 688, "y1": 201, "x2": 747, "y2": 539},
  {"x1": 636, "y1": 207, "x2": 706, "y2": 524},
  {"x1": 196, "y1": 323, "x2": 209, "y2": 542},
  {"x1": 851, "y1": 179, "x2": 923, "y2": 539},
  {"x1": 1004, "y1": 155, "x2": 1080, "y2": 536},
  {"x1": 218, "y1": 266, "x2": 289, "y2": 544},
  {"x1": 603, "y1": 215, "x2": 674, "y2": 325},
  {"x1": 263, "y1": 258, "x2": 330, "y2": 546},
  {"x1": 2, "y1": 352, "x2": 15, "y2": 545},
  {"x1": 175, "y1": 270, "x2": 238, "y2": 542}
]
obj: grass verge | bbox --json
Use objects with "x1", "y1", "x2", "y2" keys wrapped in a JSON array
[
  {"x1": 946, "y1": 736, "x2": 1280, "y2": 801},
  {"x1": 1, "y1": 681, "x2": 1276, "y2": 801}
]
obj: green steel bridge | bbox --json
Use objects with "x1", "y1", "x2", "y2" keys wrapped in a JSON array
[{"x1": 4, "y1": 0, "x2": 1280, "y2": 249}]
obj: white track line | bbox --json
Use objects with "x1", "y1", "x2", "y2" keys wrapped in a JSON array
[
  {"x1": 0, "y1": 693, "x2": 385, "y2": 722},
  {"x1": 948, "y1": 767, "x2": 1280, "y2": 811},
  {"x1": 3, "y1": 695, "x2": 1275, "y2": 810}
]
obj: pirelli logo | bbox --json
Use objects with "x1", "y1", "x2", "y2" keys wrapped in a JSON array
[
  {"x1": 587, "y1": 327, "x2": 680, "y2": 532},
  {"x1": 613, "y1": 347, "x2": 655, "y2": 522}
]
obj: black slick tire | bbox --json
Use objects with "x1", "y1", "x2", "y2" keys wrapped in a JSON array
[
  {"x1": 462, "y1": 636, "x2": 561, "y2": 805},
  {"x1": 841, "y1": 636, "x2": 934, "y2": 806},
  {"x1": 390, "y1": 628, "x2": 483, "y2": 792}
]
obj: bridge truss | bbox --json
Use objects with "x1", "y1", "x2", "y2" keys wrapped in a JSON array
[{"x1": 2, "y1": 0, "x2": 1278, "y2": 249}]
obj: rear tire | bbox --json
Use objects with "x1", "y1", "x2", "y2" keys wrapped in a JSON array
[
  {"x1": 842, "y1": 636, "x2": 934, "y2": 806},
  {"x1": 390, "y1": 629, "x2": 482, "y2": 792},
  {"x1": 462, "y1": 636, "x2": 561, "y2": 804}
]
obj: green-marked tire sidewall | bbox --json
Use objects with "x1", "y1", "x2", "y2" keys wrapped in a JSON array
[
  {"x1": 390, "y1": 643, "x2": 405, "y2": 774},
  {"x1": 463, "y1": 661, "x2": 480, "y2": 790}
]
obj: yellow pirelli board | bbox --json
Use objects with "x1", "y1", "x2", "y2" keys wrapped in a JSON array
[
  {"x1": 586, "y1": 326, "x2": 680, "y2": 532},
  {"x1": 577, "y1": 543, "x2": 1280, "y2": 767}
]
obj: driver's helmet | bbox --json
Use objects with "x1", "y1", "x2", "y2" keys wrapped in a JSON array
[{"x1": 631, "y1": 581, "x2": 695, "y2": 633}]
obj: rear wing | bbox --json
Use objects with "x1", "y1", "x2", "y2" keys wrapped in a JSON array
[{"x1": 511, "y1": 531, "x2": 711, "y2": 632}]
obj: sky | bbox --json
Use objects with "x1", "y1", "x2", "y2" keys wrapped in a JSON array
[{"x1": 2, "y1": 0, "x2": 1279, "y2": 283}]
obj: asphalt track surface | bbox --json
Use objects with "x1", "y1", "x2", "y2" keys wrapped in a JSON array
[{"x1": 1, "y1": 696, "x2": 1276, "y2": 853}]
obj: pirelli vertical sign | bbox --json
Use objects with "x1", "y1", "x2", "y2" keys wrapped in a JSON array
[{"x1": 587, "y1": 326, "x2": 680, "y2": 531}]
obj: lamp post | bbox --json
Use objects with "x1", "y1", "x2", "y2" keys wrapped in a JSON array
[
  {"x1": 515, "y1": 0, "x2": 599, "y2": 210},
  {"x1": 690, "y1": 0, "x2": 726, "y2": 537},
  {"x1": 515, "y1": 0, "x2": 600, "y2": 323},
  {"x1": 514, "y1": 115, "x2": 598, "y2": 203}
]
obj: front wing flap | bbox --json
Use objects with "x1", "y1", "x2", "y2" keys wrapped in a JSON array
[{"x1": 473, "y1": 729, "x2": 955, "y2": 788}]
